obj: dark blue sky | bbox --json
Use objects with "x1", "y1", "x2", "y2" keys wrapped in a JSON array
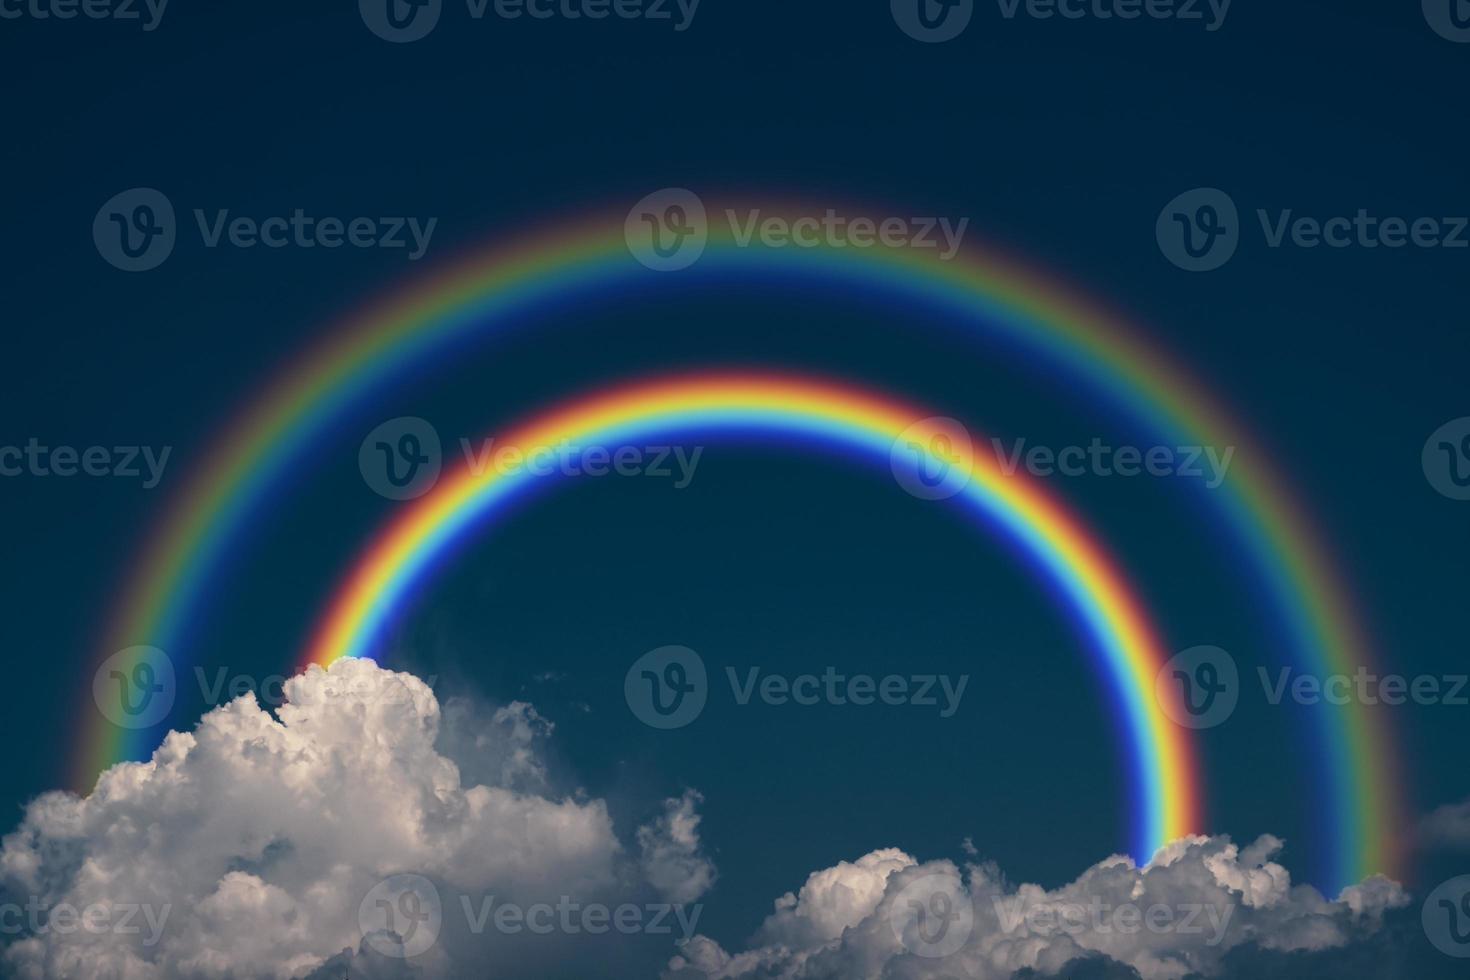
[{"x1": 2, "y1": 2, "x2": 1468, "y2": 977}]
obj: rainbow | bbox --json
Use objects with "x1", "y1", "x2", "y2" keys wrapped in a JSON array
[
  {"x1": 300, "y1": 373, "x2": 1201, "y2": 860},
  {"x1": 77, "y1": 202, "x2": 1404, "y2": 891}
]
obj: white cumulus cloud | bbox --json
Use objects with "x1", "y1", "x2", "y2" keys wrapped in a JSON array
[
  {"x1": 663, "y1": 837, "x2": 1407, "y2": 980},
  {"x1": 639, "y1": 790, "x2": 718, "y2": 906},
  {"x1": 0, "y1": 658, "x2": 713, "y2": 979},
  {"x1": 1420, "y1": 796, "x2": 1470, "y2": 853}
]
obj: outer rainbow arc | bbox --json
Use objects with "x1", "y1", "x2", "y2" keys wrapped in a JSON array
[
  {"x1": 77, "y1": 202, "x2": 1401, "y2": 890},
  {"x1": 300, "y1": 372, "x2": 1202, "y2": 859}
]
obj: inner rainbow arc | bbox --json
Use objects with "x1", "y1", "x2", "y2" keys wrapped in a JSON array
[{"x1": 301, "y1": 372, "x2": 1202, "y2": 859}]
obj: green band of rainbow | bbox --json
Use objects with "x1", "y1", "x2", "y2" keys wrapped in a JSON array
[{"x1": 79, "y1": 204, "x2": 1404, "y2": 891}]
